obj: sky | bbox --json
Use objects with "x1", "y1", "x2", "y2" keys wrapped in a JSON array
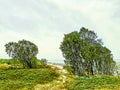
[{"x1": 0, "y1": 0, "x2": 120, "y2": 63}]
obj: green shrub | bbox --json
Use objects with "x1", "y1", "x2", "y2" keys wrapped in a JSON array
[
  {"x1": 0, "y1": 59, "x2": 47, "y2": 69},
  {"x1": 63, "y1": 65, "x2": 73, "y2": 74},
  {"x1": 0, "y1": 59, "x2": 22, "y2": 68},
  {"x1": 0, "y1": 63, "x2": 10, "y2": 69},
  {"x1": 40, "y1": 58, "x2": 47, "y2": 65}
]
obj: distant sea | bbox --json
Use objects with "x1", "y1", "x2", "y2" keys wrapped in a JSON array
[{"x1": 47, "y1": 59, "x2": 64, "y2": 64}]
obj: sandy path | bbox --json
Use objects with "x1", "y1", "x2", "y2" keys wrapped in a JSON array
[{"x1": 34, "y1": 65, "x2": 69, "y2": 90}]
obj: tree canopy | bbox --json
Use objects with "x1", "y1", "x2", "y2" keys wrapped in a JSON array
[
  {"x1": 5, "y1": 39, "x2": 38, "y2": 68},
  {"x1": 60, "y1": 27, "x2": 116, "y2": 76}
]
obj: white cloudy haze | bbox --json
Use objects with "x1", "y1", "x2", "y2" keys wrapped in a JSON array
[{"x1": 0, "y1": 0, "x2": 120, "y2": 63}]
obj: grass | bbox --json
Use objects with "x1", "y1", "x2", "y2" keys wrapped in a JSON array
[
  {"x1": 0, "y1": 59, "x2": 20, "y2": 64},
  {"x1": 0, "y1": 59, "x2": 59, "y2": 90},
  {"x1": 68, "y1": 75, "x2": 120, "y2": 90},
  {"x1": 0, "y1": 59, "x2": 23, "y2": 69},
  {"x1": 1, "y1": 59, "x2": 120, "y2": 90},
  {"x1": 0, "y1": 59, "x2": 46, "y2": 69},
  {"x1": 34, "y1": 65, "x2": 74, "y2": 90},
  {"x1": 0, "y1": 68, "x2": 59, "y2": 90}
]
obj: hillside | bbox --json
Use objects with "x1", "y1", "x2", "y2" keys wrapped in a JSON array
[{"x1": 1, "y1": 59, "x2": 120, "y2": 90}]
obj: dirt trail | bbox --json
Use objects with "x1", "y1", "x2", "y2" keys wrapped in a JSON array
[{"x1": 34, "y1": 65, "x2": 71, "y2": 90}]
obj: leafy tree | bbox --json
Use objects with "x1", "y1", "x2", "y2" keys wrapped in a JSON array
[
  {"x1": 5, "y1": 39, "x2": 38, "y2": 68},
  {"x1": 40, "y1": 58, "x2": 47, "y2": 65},
  {"x1": 60, "y1": 31, "x2": 82, "y2": 75},
  {"x1": 60, "y1": 27, "x2": 115, "y2": 76}
]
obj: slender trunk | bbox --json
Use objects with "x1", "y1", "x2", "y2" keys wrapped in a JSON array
[{"x1": 90, "y1": 60, "x2": 94, "y2": 75}]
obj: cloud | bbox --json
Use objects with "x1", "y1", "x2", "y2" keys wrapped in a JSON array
[{"x1": 0, "y1": 0, "x2": 120, "y2": 62}]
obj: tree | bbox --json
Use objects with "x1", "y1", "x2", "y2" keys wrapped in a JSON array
[
  {"x1": 60, "y1": 31, "x2": 82, "y2": 75},
  {"x1": 5, "y1": 39, "x2": 38, "y2": 68},
  {"x1": 60, "y1": 27, "x2": 116, "y2": 76},
  {"x1": 40, "y1": 58, "x2": 47, "y2": 65}
]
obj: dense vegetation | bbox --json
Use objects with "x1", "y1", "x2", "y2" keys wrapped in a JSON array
[
  {"x1": 5, "y1": 39, "x2": 38, "y2": 68},
  {"x1": 60, "y1": 27, "x2": 116, "y2": 76},
  {"x1": 0, "y1": 28, "x2": 120, "y2": 90},
  {"x1": 0, "y1": 69, "x2": 58, "y2": 90},
  {"x1": 68, "y1": 75, "x2": 120, "y2": 90},
  {"x1": 0, "y1": 59, "x2": 59, "y2": 90}
]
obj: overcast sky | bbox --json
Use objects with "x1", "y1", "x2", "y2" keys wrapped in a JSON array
[{"x1": 0, "y1": 0, "x2": 120, "y2": 63}]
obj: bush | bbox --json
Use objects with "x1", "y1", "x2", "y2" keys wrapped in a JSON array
[
  {"x1": 63, "y1": 65, "x2": 73, "y2": 74},
  {"x1": 40, "y1": 58, "x2": 47, "y2": 65},
  {"x1": 0, "y1": 63, "x2": 10, "y2": 69},
  {"x1": 0, "y1": 59, "x2": 48, "y2": 69},
  {"x1": 0, "y1": 59, "x2": 23, "y2": 69}
]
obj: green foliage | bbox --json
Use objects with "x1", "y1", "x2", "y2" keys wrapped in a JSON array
[
  {"x1": 5, "y1": 39, "x2": 38, "y2": 68},
  {"x1": 60, "y1": 27, "x2": 116, "y2": 76},
  {"x1": 68, "y1": 76, "x2": 120, "y2": 90},
  {"x1": 116, "y1": 62, "x2": 120, "y2": 76},
  {"x1": 0, "y1": 68, "x2": 59, "y2": 90},
  {"x1": 0, "y1": 63, "x2": 10, "y2": 69},
  {"x1": 0, "y1": 59, "x2": 50, "y2": 69},
  {"x1": 0, "y1": 59, "x2": 19, "y2": 64},
  {"x1": 63, "y1": 65, "x2": 73, "y2": 74},
  {"x1": 40, "y1": 58, "x2": 47, "y2": 65},
  {"x1": 0, "y1": 59, "x2": 22, "y2": 69}
]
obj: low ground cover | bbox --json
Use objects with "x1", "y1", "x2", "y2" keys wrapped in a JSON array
[{"x1": 68, "y1": 75, "x2": 120, "y2": 90}]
